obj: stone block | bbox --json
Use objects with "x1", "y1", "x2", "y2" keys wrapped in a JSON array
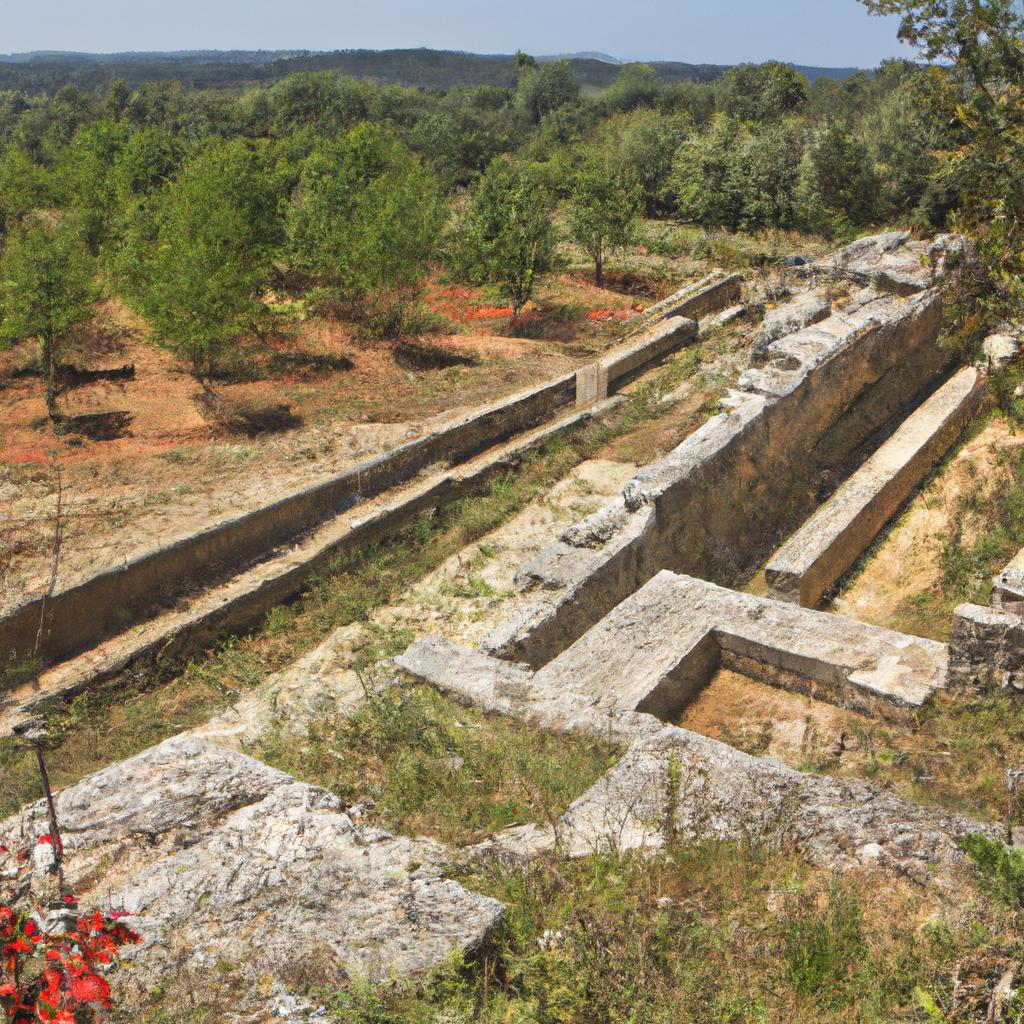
[
  {"x1": 765, "y1": 367, "x2": 986, "y2": 607},
  {"x1": 575, "y1": 362, "x2": 609, "y2": 407},
  {"x1": 949, "y1": 602, "x2": 1024, "y2": 694}
]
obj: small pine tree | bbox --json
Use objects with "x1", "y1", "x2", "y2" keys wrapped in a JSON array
[
  {"x1": 0, "y1": 216, "x2": 95, "y2": 424},
  {"x1": 119, "y1": 138, "x2": 279, "y2": 381},
  {"x1": 454, "y1": 158, "x2": 557, "y2": 322}
]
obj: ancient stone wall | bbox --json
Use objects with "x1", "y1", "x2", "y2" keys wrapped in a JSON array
[{"x1": 486, "y1": 288, "x2": 949, "y2": 667}]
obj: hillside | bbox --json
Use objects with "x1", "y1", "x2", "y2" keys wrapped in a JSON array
[{"x1": 0, "y1": 47, "x2": 863, "y2": 93}]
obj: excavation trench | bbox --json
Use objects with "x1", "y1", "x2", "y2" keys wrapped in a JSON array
[{"x1": 1, "y1": 282, "x2": 739, "y2": 689}]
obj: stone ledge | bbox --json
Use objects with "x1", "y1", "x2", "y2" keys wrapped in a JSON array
[
  {"x1": 484, "y1": 280, "x2": 946, "y2": 667},
  {"x1": 766, "y1": 366, "x2": 986, "y2": 607},
  {"x1": 949, "y1": 602, "x2": 1024, "y2": 693}
]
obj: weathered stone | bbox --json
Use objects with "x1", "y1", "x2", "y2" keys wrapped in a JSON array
[
  {"x1": 3, "y1": 396, "x2": 623, "y2": 732},
  {"x1": 600, "y1": 316, "x2": 697, "y2": 385},
  {"x1": 750, "y1": 293, "x2": 831, "y2": 366},
  {"x1": 994, "y1": 546, "x2": 1024, "y2": 614},
  {"x1": 814, "y1": 232, "x2": 972, "y2": 296},
  {"x1": 948, "y1": 603, "x2": 1024, "y2": 694},
  {"x1": 638, "y1": 271, "x2": 743, "y2": 324},
  {"x1": 575, "y1": 362, "x2": 609, "y2": 407},
  {"x1": 982, "y1": 332, "x2": 1020, "y2": 373},
  {"x1": 0, "y1": 737, "x2": 503, "y2": 1003},
  {"x1": 766, "y1": 367, "x2": 986, "y2": 608},
  {"x1": 397, "y1": 637, "x2": 997, "y2": 882},
  {"x1": 485, "y1": 284, "x2": 948, "y2": 667},
  {"x1": 533, "y1": 571, "x2": 947, "y2": 724}
]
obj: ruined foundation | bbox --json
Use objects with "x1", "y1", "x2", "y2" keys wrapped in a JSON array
[
  {"x1": 486, "y1": 285, "x2": 950, "y2": 667},
  {"x1": 766, "y1": 366, "x2": 986, "y2": 607},
  {"x1": 4, "y1": 234, "x2": 1010, "y2": 1008}
]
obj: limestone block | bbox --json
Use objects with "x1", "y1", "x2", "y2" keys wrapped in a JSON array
[
  {"x1": 949, "y1": 602, "x2": 1024, "y2": 694},
  {"x1": 398, "y1": 637, "x2": 998, "y2": 881},
  {"x1": 750, "y1": 293, "x2": 831, "y2": 366},
  {"x1": 0, "y1": 737, "x2": 503, "y2": 1001},
  {"x1": 533, "y1": 571, "x2": 946, "y2": 724},
  {"x1": 765, "y1": 367, "x2": 986, "y2": 607},
  {"x1": 982, "y1": 332, "x2": 1020, "y2": 373},
  {"x1": 575, "y1": 362, "x2": 609, "y2": 407}
]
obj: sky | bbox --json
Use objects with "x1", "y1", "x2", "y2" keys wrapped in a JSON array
[{"x1": 2, "y1": 0, "x2": 916, "y2": 68}]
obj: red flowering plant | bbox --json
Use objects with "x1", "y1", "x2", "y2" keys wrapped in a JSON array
[{"x1": 0, "y1": 841, "x2": 140, "y2": 1023}]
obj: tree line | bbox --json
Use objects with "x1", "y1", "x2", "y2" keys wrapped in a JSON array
[{"x1": 0, "y1": 15, "x2": 1019, "y2": 424}]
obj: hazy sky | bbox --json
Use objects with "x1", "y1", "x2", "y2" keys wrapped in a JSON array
[{"x1": 3, "y1": 0, "x2": 915, "y2": 68}]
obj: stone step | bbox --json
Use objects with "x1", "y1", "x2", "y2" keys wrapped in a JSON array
[{"x1": 765, "y1": 366, "x2": 986, "y2": 608}]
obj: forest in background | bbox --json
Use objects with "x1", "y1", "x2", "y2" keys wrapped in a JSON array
[
  {"x1": 0, "y1": 48, "x2": 859, "y2": 94},
  {"x1": 1, "y1": 0, "x2": 1023, "y2": 427}
]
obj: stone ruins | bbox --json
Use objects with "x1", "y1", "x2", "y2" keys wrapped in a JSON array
[{"x1": 4, "y1": 231, "x2": 1022, "y2": 1018}]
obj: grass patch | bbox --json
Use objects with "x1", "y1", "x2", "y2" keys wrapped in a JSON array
[
  {"x1": 834, "y1": 683, "x2": 1024, "y2": 823},
  {"x1": 254, "y1": 682, "x2": 620, "y2": 846},
  {"x1": 287, "y1": 841, "x2": 1012, "y2": 1024}
]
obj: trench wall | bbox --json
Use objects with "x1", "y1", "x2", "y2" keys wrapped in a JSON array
[
  {"x1": 1, "y1": 312, "x2": 704, "y2": 672},
  {"x1": 486, "y1": 289, "x2": 950, "y2": 668}
]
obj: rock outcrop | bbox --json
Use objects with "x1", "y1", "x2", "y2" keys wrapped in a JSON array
[{"x1": 0, "y1": 737, "x2": 503, "y2": 1007}]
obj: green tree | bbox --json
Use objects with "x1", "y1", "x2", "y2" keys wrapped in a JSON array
[
  {"x1": 672, "y1": 114, "x2": 746, "y2": 229},
  {"x1": 0, "y1": 217, "x2": 95, "y2": 422},
  {"x1": 604, "y1": 64, "x2": 662, "y2": 112},
  {"x1": 286, "y1": 124, "x2": 443, "y2": 314},
  {"x1": 105, "y1": 78, "x2": 131, "y2": 121},
  {"x1": 453, "y1": 158, "x2": 557, "y2": 321},
  {"x1": 732, "y1": 120, "x2": 807, "y2": 231},
  {"x1": 567, "y1": 154, "x2": 642, "y2": 286},
  {"x1": 514, "y1": 59, "x2": 581, "y2": 125},
  {"x1": 600, "y1": 110, "x2": 689, "y2": 216},
  {"x1": 859, "y1": 0, "x2": 1024, "y2": 330},
  {"x1": 119, "y1": 139, "x2": 280, "y2": 381},
  {"x1": 807, "y1": 121, "x2": 880, "y2": 226},
  {"x1": 0, "y1": 147, "x2": 50, "y2": 230},
  {"x1": 717, "y1": 63, "x2": 809, "y2": 122}
]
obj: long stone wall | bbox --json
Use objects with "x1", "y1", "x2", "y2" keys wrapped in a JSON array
[
  {"x1": 765, "y1": 367, "x2": 986, "y2": 607},
  {"x1": 485, "y1": 287, "x2": 949, "y2": 668},
  {"x1": 0, "y1": 306, "x2": 705, "y2": 677}
]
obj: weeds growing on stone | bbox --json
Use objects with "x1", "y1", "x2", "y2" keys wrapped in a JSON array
[{"x1": 291, "y1": 842, "x2": 1016, "y2": 1024}]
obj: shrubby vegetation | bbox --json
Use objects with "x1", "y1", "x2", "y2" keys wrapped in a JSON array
[{"x1": 0, "y1": 2, "x2": 1022, "y2": 420}]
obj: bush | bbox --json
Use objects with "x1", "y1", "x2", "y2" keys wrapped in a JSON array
[
  {"x1": 962, "y1": 833, "x2": 1024, "y2": 908},
  {"x1": 286, "y1": 124, "x2": 443, "y2": 318}
]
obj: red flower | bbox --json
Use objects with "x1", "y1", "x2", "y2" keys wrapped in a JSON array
[{"x1": 68, "y1": 973, "x2": 110, "y2": 1006}]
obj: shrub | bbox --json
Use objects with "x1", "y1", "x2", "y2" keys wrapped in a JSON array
[{"x1": 962, "y1": 833, "x2": 1024, "y2": 908}]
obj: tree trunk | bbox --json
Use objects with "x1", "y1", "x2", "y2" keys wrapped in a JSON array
[
  {"x1": 594, "y1": 245, "x2": 603, "y2": 288},
  {"x1": 43, "y1": 332, "x2": 58, "y2": 423}
]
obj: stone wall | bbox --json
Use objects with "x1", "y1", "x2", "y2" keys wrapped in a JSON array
[
  {"x1": 0, "y1": 305, "x2": 710, "y2": 674},
  {"x1": 486, "y1": 288, "x2": 949, "y2": 667},
  {"x1": 766, "y1": 367, "x2": 986, "y2": 607}
]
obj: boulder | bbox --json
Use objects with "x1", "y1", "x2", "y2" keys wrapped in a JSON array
[{"x1": 0, "y1": 737, "x2": 503, "y2": 1010}]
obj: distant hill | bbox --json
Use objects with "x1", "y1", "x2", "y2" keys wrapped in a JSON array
[{"x1": 0, "y1": 48, "x2": 865, "y2": 94}]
